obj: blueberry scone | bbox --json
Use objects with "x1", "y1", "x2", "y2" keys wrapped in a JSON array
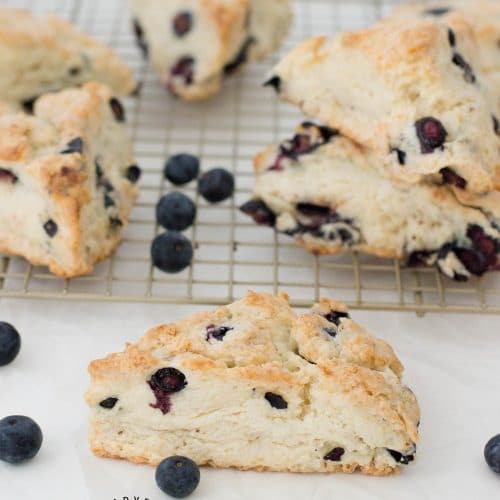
[
  {"x1": 265, "y1": 17, "x2": 500, "y2": 193},
  {"x1": 241, "y1": 123, "x2": 500, "y2": 281},
  {"x1": 86, "y1": 291, "x2": 419, "y2": 475},
  {"x1": 0, "y1": 82, "x2": 140, "y2": 277},
  {"x1": 131, "y1": 0, "x2": 291, "y2": 100},
  {"x1": 0, "y1": 7, "x2": 136, "y2": 104}
]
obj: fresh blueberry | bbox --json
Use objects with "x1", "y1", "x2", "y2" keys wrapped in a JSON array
[
  {"x1": 0, "y1": 322, "x2": 21, "y2": 366},
  {"x1": 0, "y1": 416, "x2": 43, "y2": 464},
  {"x1": 240, "y1": 199, "x2": 276, "y2": 227},
  {"x1": 264, "y1": 392, "x2": 288, "y2": 409},
  {"x1": 485, "y1": 434, "x2": 500, "y2": 473},
  {"x1": 0, "y1": 168, "x2": 18, "y2": 184},
  {"x1": 198, "y1": 168, "x2": 234, "y2": 203},
  {"x1": 164, "y1": 154, "x2": 200, "y2": 185},
  {"x1": 324, "y1": 447, "x2": 345, "y2": 461},
  {"x1": 43, "y1": 219, "x2": 58, "y2": 238},
  {"x1": 109, "y1": 98, "x2": 125, "y2": 122},
  {"x1": 155, "y1": 456, "x2": 200, "y2": 498},
  {"x1": 99, "y1": 397, "x2": 118, "y2": 409},
  {"x1": 151, "y1": 232, "x2": 193, "y2": 273},
  {"x1": 156, "y1": 193, "x2": 196, "y2": 231},
  {"x1": 415, "y1": 117, "x2": 447, "y2": 153},
  {"x1": 173, "y1": 12, "x2": 193, "y2": 37},
  {"x1": 125, "y1": 165, "x2": 142, "y2": 184}
]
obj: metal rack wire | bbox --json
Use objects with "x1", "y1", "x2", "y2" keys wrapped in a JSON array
[{"x1": 1, "y1": 0, "x2": 499, "y2": 314}]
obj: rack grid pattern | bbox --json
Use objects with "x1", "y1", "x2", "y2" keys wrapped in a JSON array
[{"x1": 1, "y1": 0, "x2": 499, "y2": 314}]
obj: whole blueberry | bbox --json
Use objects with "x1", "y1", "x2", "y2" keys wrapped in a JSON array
[
  {"x1": 156, "y1": 192, "x2": 196, "y2": 231},
  {"x1": 151, "y1": 232, "x2": 193, "y2": 273},
  {"x1": 485, "y1": 434, "x2": 500, "y2": 473},
  {"x1": 0, "y1": 416, "x2": 43, "y2": 464},
  {"x1": 155, "y1": 456, "x2": 200, "y2": 498},
  {"x1": 164, "y1": 154, "x2": 200, "y2": 186},
  {"x1": 198, "y1": 168, "x2": 234, "y2": 203},
  {"x1": 0, "y1": 322, "x2": 21, "y2": 366}
]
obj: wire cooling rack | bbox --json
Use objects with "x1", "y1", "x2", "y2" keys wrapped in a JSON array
[{"x1": 1, "y1": 0, "x2": 499, "y2": 315}]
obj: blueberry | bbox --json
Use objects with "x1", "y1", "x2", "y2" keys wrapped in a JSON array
[
  {"x1": 392, "y1": 148, "x2": 406, "y2": 165},
  {"x1": 440, "y1": 167, "x2": 467, "y2": 189},
  {"x1": 493, "y1": 115, "x2": 499, "y2": 136},
  {"x1": 485, "y1": 434, "x2": 500, "y2": 473},
  {"x1": 387, "y1": 449, "x2": 414, "y2": 465},
  {"x1": 0, "y1": 416, "x2": 43, "y2": 464},
  {"x1": 109, "y1": 98, "x2": 125, "y2": 122},
  {"x1": 415, "y1": 117, "x2": 447, "y2": 153},
  {"x1": 205, "y1": 325, "x2": 233, "y2": 342},
  {"x1": 151, "y1": 232, "x2": 193, "y2": 273},
  {"x1": 224, "y1": 37, "x2": 255, "y2": 75},
  {"x1": 0, "y1": 168, "x2": 18, "y2": 184},
  {"x1": 264, "y1": 75, "x2": 281, "y2": 93},
  {"x1": 324, "y1": 447, "x2": 345, "y2": 462},
  {"x1": 60, "y1": 137, "x2": 84, "y2": 155},
  {"x1": 155, "y1": 456, "x2": 200, "y2": 498},
  {"x1": 22, "y1": 97, "x2": 36, "y2": 113},
  {"x1": 324, "y1": 310, "x2": 350, "y2": 326},
  {"x1": 323, "y1": 327, "x2": 337, "y2": 339},
  {"x1": 104, "y1": 194, "x2": 115, "y2": 208},
  {"x1": 448, "y1": 28, "x2": 456, "y2": 47},
  {"x1": 156, "y1": 193, "x2": 196, "y2": 231},
  {"x1": 0, "y1": 322, "x2": 21, "y2": 366},
  {"x1": 240, "y1": 199, "x2": 276, "y2": 227},
  {"x1": 173, "y1": 12, "x2": 193, "y2": 37},
  {"x1": 452, "y1": 53, "x2": 476, "y2": 83},
  {"x1": 264, "y1": 392, "x2": 288, "y2": 409},
  {"x1": 423, "y1": 7, "x2": 450, "y2": 16},
  {"x1": 164, "y1": 154, "x2": 200, "y2": 185},
  {"x1": 109, "y1": 217, "x2": 123, "y2": 230},
  {"x1": 126, "y1": 165, "x2": 141, "y2": 184},
  {"x1": 99, "y1": 397, "x2": 118, "y2": 409},
  {"x1": 198, "y1": 168, "x2": 234, "y2": 203},
  {"x1": 148, "y1": 367, "x2": 187, "y2": 415},
  {"x1": 170, "y1": 57, "x2": 195, "y2": 86},
  {"x1": 132, "y1": 18, "x2": 149, "y2": 57},
  {"x1": 43, "y1": 219, "x2": 58, "y2": 238}
]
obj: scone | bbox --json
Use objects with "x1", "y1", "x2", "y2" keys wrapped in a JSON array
[
  {"x1": 0, "y1": 82, "x2": 140, "y2": 277},
  {"x1": 390, "y1": 0, "x2": 500, "y2": 99},
  {"x1": 0, "y1": 7, "x2": 136, "y2": 104},
  {"x1": 241, "y1": 123, "x2": 500, "y2": 281},
  {"x1": 86, "y1": 291, "x2": 419, "y2": 475},
  {"x1": 131, "y1": 0, "x2": 291, "y2": 100},
  {"x1": 265, "y1": 16, "x2": 500, "y2": 194}
]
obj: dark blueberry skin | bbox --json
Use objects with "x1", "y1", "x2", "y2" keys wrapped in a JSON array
[
  {"x1": 264, "y1": 75, "x2": 281, "y2": 93},
  {"x1": 324, "y1": 447, "x2": 345, "y2": 462},
  {"x1": 388, "y1": 449, "x2": 414, "y2": 465},
  {"x1": 0, "y1": 168, "x2": 18, "y2": 184},
  {"x1": 452, "y1": 53, "x2": 476, "y2": 83},
  {"x1": 173, "y1": 11, "x2": 193, "y2": 37},
  {"x1": 22, "y1": 97, "x2": 37, "y2": 114},
  {"x1": 0, "y1": 322, "x2": 21, "y2": 366},
  {"x1": 224, "y1": 37, "x2": 255, "y2": 75},
  {"x1": 493, "y1": 115, "x2": 500, "y2": 136},
  {"x1": 264, "y1": 392, "x2": 288, "y2": 410},
  {"x1": 485, "y1": 434, "x2": 500, "y2": 474},
  {"x1": 109, "y1": 217, "x2": 123, "y2": 230},
  {"x1": 99, "y1": 397, "x2": 118, "y2": 409},
  {"x1": 156, "y1": 192, "x2": 197, "y2": 231},
  {"x1": 148, "y1": 367, "x2": 187, "y2": 414},
  {"x1": 109, "y1": 97, "x2": 125, "y2": 122},
  {"x1": 43, "y1": 219, "x2": 58, "y2": 238},
  {"x1": 415, "y1": 117, "x2": 447, "y2": 153},
  {"x1": 164, "y1": 154, "x2": 200, "y2": 185},
  {"x1": 198, "y1": 168, "x2": 234, "y2": 203},
  {"x1": 205, "y1": 325, "x2": 233, "y2": 342},
  {"x1": 0, "y1": 416, "x2": 43, "y2": 464},
  {"x1": 323, "y1": 327, "x2": 337, "y2": 339},
  {"x1": 170, "y1": 57, "x2": 195, "y2": 86},
  {"x1": 447, "y1": 28, "x2": 456, "y2": 47},
  {"x1": 60, "y1": 137, "x2": 84, "y2": 154},
  {"x1": 392, "y1": 148, "x2": 406, "y2": 165},
  {"x1": 440, "y1": 167, "x2": 467, "y2": 189},
  {"x1": 151, "y1": 232, "x2": 193, "y2": 273},
  {"x1": 104, "y1": 194, "x2": 115, "y2": 208},
  {"x1": 125, "y1": 165, "x2": 142, "y2": 184},
  {"x1": 423, "y1": 7, "x2": 451, "y2": 16},
  {"x1": 155, "y1": 456, "x2": 200, "y2": 499},
  {"x1": 324, "y1": 310, "x2": 350, "y2": 326},
  {"x1": 240, "y1": 199, "x2": 276, "y2": 227},
  {"x1": 132, "y1": 18, "x2": 149, "y2": 57}
]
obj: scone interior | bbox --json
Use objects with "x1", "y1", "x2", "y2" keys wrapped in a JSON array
[
  {"x1": 266, "y1": 14, "x2": 500, "y2": 193},
  {"x1": 0, "y1": 7, "x2": 136, "y2": 102},
  {"x1": 131, "y1": 0, "x2": 291, "y2": 100},
  {"x1": 86, "y1": 291, "x2": 419, "y2": 475},
  {"x1": 241, "y1": 122, "x2": 500, "y2": 282},
  {"x1": 0, "y1": 82, "x2": 139, "y2": 277}
]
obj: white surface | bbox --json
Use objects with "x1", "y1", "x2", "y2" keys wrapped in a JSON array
[{"x1": 1, "y1": 298, "x2": 500, "y2": 500}]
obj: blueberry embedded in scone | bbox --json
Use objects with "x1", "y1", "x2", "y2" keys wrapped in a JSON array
[
  {"x1": 0, "y1": 83, "x2": 139, "y2": 277},
  {"x1": 266, "y1": 15, "x2": 500, "y2": 193},
  {"x1": 130, "y1": 0, "x2": 292, "y2": 101},
  {"x1": 0, "y1": 7, "x2": 136, "y2": 102},
  {"x1": 241, "y1": 122, "x2": 500, "y2": 281},
  {"x1": 86, "y1": 291, "x2": 419, "y2": 475}
]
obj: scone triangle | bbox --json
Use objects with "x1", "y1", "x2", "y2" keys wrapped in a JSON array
[{"x1": 86, "y1": 291, "x2": 419, "y2": 475}]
